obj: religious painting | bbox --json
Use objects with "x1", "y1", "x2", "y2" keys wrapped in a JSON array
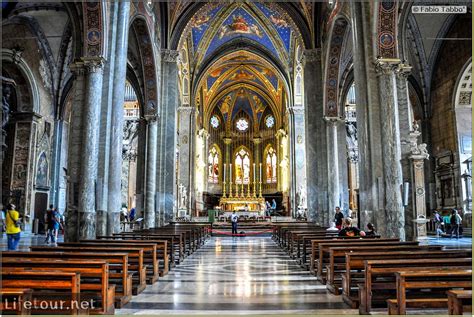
[
  {"x1": 235, "y1": 148, "x2": 250, "y2": 184},
  {"x1": 36, "y1": 152, "x2": 49, "y2": 188},
  {"x1": 219, "y1": 14, "x2": 263, "y2": 39},
  {"x1": 266, "y1": 146, "x2": 277, "y2": 183},
  {"x1": 208, "y1": 146, "x2": 219, "y2": 183}
]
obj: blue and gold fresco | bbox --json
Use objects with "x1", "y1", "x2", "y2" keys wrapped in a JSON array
[
  {"x1": 254, "y1": 3, "x2": 292, "y2": 52},
  {"x1": 191, "y1": 4, "x2": 223, "y2": 50},
  {"x1": 205, "y1": 7, "x2": 280, "y2": 59}
]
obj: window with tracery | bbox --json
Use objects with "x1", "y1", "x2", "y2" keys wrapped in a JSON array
[
  {"x1": 208, "y1": 146, "x2": 219, "y2": 183},
  {"x1": 235, "y1": 148, "x2": 251, "y2": 184},
  {"x1": 266, "y1": 146, "x2": 277, "y2": 183}
]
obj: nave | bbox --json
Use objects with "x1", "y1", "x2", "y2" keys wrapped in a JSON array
[{"x1": 116, "y1": 236, "x2": 357, "y2": 315}]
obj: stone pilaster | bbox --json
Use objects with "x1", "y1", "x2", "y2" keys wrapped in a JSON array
[
  {"x1": 224, "y1": 137, "x2": 232, "y2": 196},
  {"x1": 375, "y1": 58, "x2": 405, "y2": 240},
  {"x1": 177, "y1": 105, "x2": 195, "y2": 217},
  {"x1": 303, "y1": 48, "x2": 327, "y2": 224},
  {"x1": 158, "y1": 49, "x2": 179, "y2": 225},
  {"x1": 396, "y1": 64, "x2": 415, "y2": 240},
  {"x1": 78, "y1": 57, "x2": 104, "y2": 240},
  {"x1": 325, "y1": 117, "x2": 344, "y2": 221},
  {"x1": 107, "y1": 0, "x2": 130, "y2": 234},
  {"x1": 145, "y1": 115, "x2": 158, "y2": 229},
  {"x1": 253, "y1": 137, "x2": 262, "y2": 197}
]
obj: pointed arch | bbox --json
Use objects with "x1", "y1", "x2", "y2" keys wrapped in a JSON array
[
  {"x1": 263, "y1": 143, "x2": 277, "y2": 184},
  {"x1": 208, "y1": 144, "x2": 222, "y2": 184}
]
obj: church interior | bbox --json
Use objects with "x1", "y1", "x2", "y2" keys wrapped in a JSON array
[{"x1": 0, "y1": 1, "x2": 472, "y2": 315}]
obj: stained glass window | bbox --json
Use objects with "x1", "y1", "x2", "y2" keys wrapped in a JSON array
[
  {"x1": 265, "y1": 115, "x2": 275, "y2": 128},
  {"x1": 266, "y1": 146, "x2": 277, "y2": 183},
  {"x1": 235, "y1": 148, "x2": 250, "y2": 184},
  {"x1": 210, "y1": 115, "x2": 220, "y2": 129},
  {"x1": 236, "y1": 118, "x2": 249, "y2": 131},
  {"x1": 208, "y1": 146, "x2": 219, "y2": 183}
]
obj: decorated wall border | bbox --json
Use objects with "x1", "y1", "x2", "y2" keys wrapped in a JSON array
[
  {"x1": 83, "y1": 1, "x2": 104, "y2": 57},
  {"x1": 324, "y1": 18, "x2": 348, "y2": 117},
  {"x1": 133, "y1": 18, "x2": 158, "y2": 118},
  {"x1": 377, "y1": 1, "x2": 398, "y2": 59}
]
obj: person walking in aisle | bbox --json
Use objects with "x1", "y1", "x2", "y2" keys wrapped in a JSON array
[
  {"x1": 334, "y1": 207, "x2": 344, "y2": 230},
  {"x1": 5, "y1": 204, "x2": 21, "y2": 251},
  {"x1": 450, "y1": 209, "x2": 462, "y2": 239},
  {"x1": 231, "y1": 211, "x2": 238, "y2": 235}
]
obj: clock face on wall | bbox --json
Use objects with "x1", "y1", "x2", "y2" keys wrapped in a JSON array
[
  {"x1": 236, "y1": 118, "x2": 249, "y2": 131},
  {"x1": 265, "y1": 115, "x2": 275, "y2": 128},
  {"x1": 210, "y1": 115, "x2": 220, "y2": 129}
]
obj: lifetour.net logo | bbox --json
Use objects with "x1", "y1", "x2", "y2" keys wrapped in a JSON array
[
  {"x1": 3, "y1": 297, "x2": 96, "y2": 313},
  {"x1": 412, "y1": 5, "x2": 467, "y2": 14}
]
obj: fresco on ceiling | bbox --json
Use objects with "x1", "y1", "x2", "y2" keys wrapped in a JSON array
[
  {"x1": 205, "y1": 7, "x2": 279, "y2": 59},
  {"x1": 253, "y1": 65, "x2": 279, "y2": 90},
  {"x1": 220, "y1": 67, "x2": 266, "y2": 90},
  {"x1": 254, "y1": 3, "x2": 292, "y2": 52},
  {"x1": 206, "y1": 65, "x2": 232, "y2": 89},
  {"x1": 191, "y1": 4, "x2": 223, "y2": 50}
]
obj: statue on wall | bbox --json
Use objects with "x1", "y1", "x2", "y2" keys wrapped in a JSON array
[
  {"x1": 179, "y1": 183, "x2": 187, "y2": 209},
  {"x1": 1, "y1": 79, "x2": 15, "y2": 129}
]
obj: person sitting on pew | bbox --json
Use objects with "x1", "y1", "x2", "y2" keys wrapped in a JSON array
[
  {"x1": 338, "y1": 218, "x2": 365, "y2": 237},
  {"x1": 364, "y1": 222, "x2": 377, "y2": 237}
]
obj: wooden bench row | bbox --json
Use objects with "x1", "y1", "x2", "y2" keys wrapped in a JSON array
[{"x1": 1, "y1": 223, "x2": 211, "y2": 315}]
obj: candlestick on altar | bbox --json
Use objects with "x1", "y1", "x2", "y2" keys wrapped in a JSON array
[
  {"x1": 247, "y1": 181, "x2": 251, "y2": 198},
  {"x1": 224, "y1": 163, "x2": 226, "y2": 182},
  {"x1": 222, "y1": 180, "x2": 227, "y2": 198},
  {"x1": 259, "y1": 163, "x2": 262, "y2": 182},
  {"x1": 253, "y1": 163, "x2": 256, "y2": 184},
  {"x1": 241, "y1": 181, "x2": 244, "y2": 198}
]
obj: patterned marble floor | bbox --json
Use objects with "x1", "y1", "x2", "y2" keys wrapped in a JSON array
[{"x1": 116, "y1": 236, "x2": 358, "y2": 315}]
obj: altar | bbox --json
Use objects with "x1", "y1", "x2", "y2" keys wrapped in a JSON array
[{"x1": 219, "y1": 196, "x2": 266, "y2": 212}]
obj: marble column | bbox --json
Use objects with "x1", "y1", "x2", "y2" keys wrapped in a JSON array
[
  {"x1": 78, "y1": 57, "x2": 104, "y2": 240},
  {"x1": 303, "y1": 49, "x2": 327, "y2": 224},
  {"x1": 96, "y1": 0, "x2": 118, "y2": 237},
  {"x1": 106, "y1": 1, "x2": 130, "y2": 234},
  {"x1": 325, "y1": 117, "x2": 343, "y2": 220},
  {"x1": 158, "y1": 49, "x2": 179, "y2": 224},
  {"x1": 65, "y1": 62, "x2": 86, "y2": 241},
  {"x1": 288, "y1": 109, "x2": 297, "y2": 217},
  {"x1": 349, "y1": 1, "x2": 385, "y2": 229},
  {"x1": 177, "y1": 105, "x2": 195, "y2": 217},
  {"x1": 145, "y1": 116, "x2": 157, "y2": 229},
  {"x1": 375, "y1": 58, "x2": 405, "y2": 240}
]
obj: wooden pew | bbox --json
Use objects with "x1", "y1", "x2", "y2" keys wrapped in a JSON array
[
  {"x1": 113, "y1": 232, "x2": 182, "y2": 264},
  {"x1": 30, "y1": 246, "x2": 146, "y2": 295},
  {"x1": 86, "y1": 238, "x2": 169, "y2": 276},
  {"x1": 315, "y1": 239, "x2": 403, "y2": 280},
  {"x1": 2, "y1": 258, "x2": 115, "y2": 314},
  {"x1": 352, "y1": 253, "x2": 473, "y2": 312},
  {"x1": 1, "y1": 271, "x2": 85, "y2": 315},
  {"x1": 388, "y1": 269, "x2": 472, "y2": 315},
  {"x1": 60, "y1": 242, "x2": 159, "y2": 284},
  {"x1": 3, "y1": 251, "x2": 132, "y2": 307},
  {"x1": 325, "y1": 244, "x2": 442, "y2": 294},
  {"x1": 447, "y1": 290, "x2": 472, "y2": 315},
  {"x1": 0, "y1": 288, "x2": 32, "y2": 315},
  {"x1": 310, "y1": 238, "x2": 399, "y2": 273}
]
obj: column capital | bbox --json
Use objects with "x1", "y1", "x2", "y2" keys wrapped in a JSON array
[
  {"x1": 303, "y1": 48, "x2": 322, "y2": 63},
  {"x1": 223, "y1": 137, "x2": 232, "y2": 145},
  {"x1": 197, "y1": 128, "x2": 209, "y2": 139},
  {"x1": 374, "y1": 58, "x2": 401, "y2": 75},
  {"x1": 275, "y1": 128, "x2": 286, "y2": 138},
  {"x1": 69, "y1": 61, "x2": 86, "y2": 76},
  {"x1": 178, "y1": 105, "x2": 194, "y2": 114},
  {"x1": 145, "y1": 114, "x2": 158, "y2": 122},
  {"x1": 161, "y1": 49, "x2": 179, "y2": 63},
  {"x1": 81, "y1": 57, "x2": 105, "y2": 73},
  {"x1": 253, "y1": 137, "x2": 262, "y2": 145},
  {"x1": 396, "y1": 63, "x2": 412, "y2": 79},
  {"x1": 323, "y1": 116, "x2": 344, "y2": 124}
]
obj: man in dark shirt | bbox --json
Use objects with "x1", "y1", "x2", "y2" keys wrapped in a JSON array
[
  {"x1": 334, "y1": 207, "x2": 344, "y2": 230},
  {"x1": 338, "y1": 218, "x2": 364, "y2": 237}
]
